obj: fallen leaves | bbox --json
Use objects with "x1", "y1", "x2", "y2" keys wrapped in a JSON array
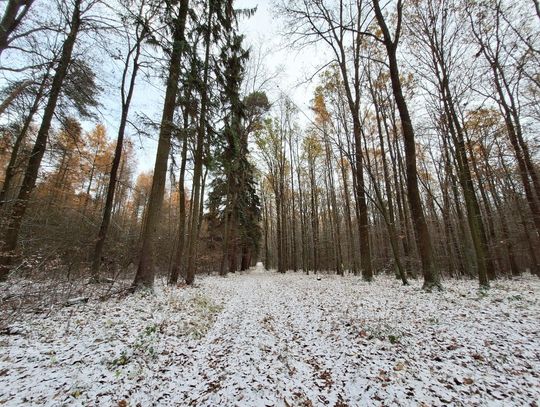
[{"x1": 0, "y1": 272, "x2": 538, "y2": 406}]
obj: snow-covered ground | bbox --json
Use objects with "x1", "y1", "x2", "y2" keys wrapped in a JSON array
[{"x1": 1, "y1": 266, "x2": 539, "y2": 406}]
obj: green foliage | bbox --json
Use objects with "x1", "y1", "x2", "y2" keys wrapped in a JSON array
[
  {"x1": 388, "y1": 334, "x2": 400, "y2": 344},
  {"x1": 110, "y1": 351, "x2": 131, "y2": 367},
  {"x1": 207, "y1": 20, "x2": 267, "y2": 264}
]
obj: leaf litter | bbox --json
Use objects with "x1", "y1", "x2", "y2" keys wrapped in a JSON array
[{"x1": 0, "y1": 266, "x2": 538, "y2": 406}]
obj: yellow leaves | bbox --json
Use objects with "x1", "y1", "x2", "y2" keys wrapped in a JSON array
[
  {"x1": 135, "y1": 171, "x2": 153, "y2": 195},
  {"x1": 83, "y1": 123, "x2": 121, "y2": 176},
  {"x1": 464, "y1": 108, "x2": 501, "y2": 132},
  {"x1": 311, "y1": 87, "x2": 331, "y2": 126},
  {"x1": 87, "y1": 123, "x2": 107, "y2": 147},
  {"x1": 303, "y1": 133, "x2": 323, "y2": 159}
]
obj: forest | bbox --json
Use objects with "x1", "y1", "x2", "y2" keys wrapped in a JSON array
[{"x1": 0, "y1": 0, "x2": 539, "y2": 406}]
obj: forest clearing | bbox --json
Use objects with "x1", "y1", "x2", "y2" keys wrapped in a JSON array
[{"x1": 1, "y1": 265, "x2": 539, "y2": 406}]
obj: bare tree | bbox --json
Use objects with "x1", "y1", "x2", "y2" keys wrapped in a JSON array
[{"x1": 372, "y1": 0, "x2": 441, "y2": 290}]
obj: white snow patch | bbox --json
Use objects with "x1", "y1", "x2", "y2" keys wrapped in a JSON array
[{"x1": 1, "y1": 268, "x2": 539, "y2": 406}]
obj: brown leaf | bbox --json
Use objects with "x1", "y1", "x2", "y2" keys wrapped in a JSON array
[{"x1": 472, "y1": 353, "x2": 485, "y2": 362}]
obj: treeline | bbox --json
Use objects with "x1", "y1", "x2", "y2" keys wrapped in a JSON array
[
  {"x1": 258, "y1": 0, "x2": 540, "y2": 288},
  {"x1": 0, "y1": 0, "x2": 539, "y2": 292},
  {"x1": 0, "y1": 0, "x2": 265, "y2": 290}
]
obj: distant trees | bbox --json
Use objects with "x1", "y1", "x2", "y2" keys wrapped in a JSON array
[
  {"x1": 281, "y1": 0, "x2": 374, "y2": 281},
  {"x1": 259, "y1": 0, "x2": 539, "y2": 287}
]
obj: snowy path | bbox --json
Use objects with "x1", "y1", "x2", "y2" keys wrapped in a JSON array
[
  {"x1": 169, "y1": 266, "x2": 361, "y2": 405},
  {"x1": 1, "y1": 266, "x2": 539, "y2": 406}
]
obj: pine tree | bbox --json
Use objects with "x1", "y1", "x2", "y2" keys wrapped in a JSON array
[{"x1": 207, "y1": 28, "x2": 266, "y2": 275}]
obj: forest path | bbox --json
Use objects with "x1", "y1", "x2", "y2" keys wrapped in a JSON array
[
  {"x1": 157, "y1": 267, "x2": 540, "y2": 406},
  {"x1": 167, "y1": 264, "x2": 358, "y2": 406}
]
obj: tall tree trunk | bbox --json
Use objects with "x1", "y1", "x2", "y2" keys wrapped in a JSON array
[
  {"x1": 184, "y1": 0, "x2": 212, "y2": 285},
  {"x1": 309, "y1": 154, "x2": 319, "y2": 273},
  {"x1": 91, "y1": 25, "x2": 143, "y2": 280},
  {"x1": 132, "y1": 0, "x2": 189, "y2": 290},
  {"x1": 335, "y1": 76, "x2": 372, "y2": 280},
  {"x1": 370, "y1": 78, "x2": 408, "y2": 284},
  {"x1": 323, "y1": 131, "x2": 343, "y2": 275},
  {"x1": 295, "y1": 138, "x2": 308, "y2": 273},
  {"x1": 439, "y1": 83, "x2": 492, "y2": 287},
  {"x1": 288, "y1": 133, "x2": 298, "y2": 271},
  {"x1": 169, "y1": 109, "x2": 190, "y2": 284},
  {"x1": 373, "y1": 0, "x2": 441, "y2": 289},
  {"x1": 338, "y1": 148, "x2": 357, "y2": 274},
  {"x1": 0, "y1": 0, "x2": 81, "y2": 281}
]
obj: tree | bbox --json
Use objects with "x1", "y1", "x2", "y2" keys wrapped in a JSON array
[
  {"x1": 281, "y1": 0, "x2": 374, "y2": 281},
  {"x1": 91, "y1": 0, "x2": 154, "y2": 281},
  {"x1": 0, "y1": 0, "x2": 86, "y2": 281},
  {"x1": 467, "y1": 0, "x2": 540, "y2": 238},
  {"x1": 132, "y1": 0, "x2": 189, "y2": 290},
  {"x1": 183, "y1": 0, "x2": 214, "y2": 285},
  {"x1": 208, "y1": 47, "x2": 267, "y2": 275},
  {"x1": 408, "y1": 0, "x2": 493, "y2": 287},
  {"x1": 372, "y1": 0, "x2": 441, "y2": 290}
]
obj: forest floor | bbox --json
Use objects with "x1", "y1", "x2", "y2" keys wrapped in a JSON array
[{"x1": 0, "y1": 265, "x2": 539, "y2": 406}]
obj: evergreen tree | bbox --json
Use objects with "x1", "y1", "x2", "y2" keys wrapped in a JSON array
[{"x1": 207, "y1": 27, "x2": 268, "y2": 274}]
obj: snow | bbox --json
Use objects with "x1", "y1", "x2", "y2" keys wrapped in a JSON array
[{"x1": 1, "y1": 265, "x2": 539, "y2": 406}]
